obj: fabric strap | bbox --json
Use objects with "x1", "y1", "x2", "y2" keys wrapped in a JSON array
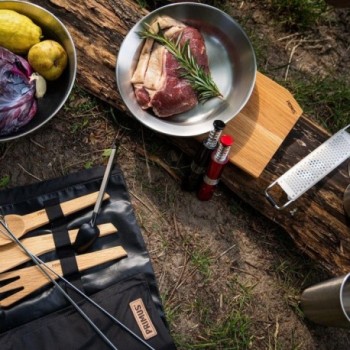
[
  {"x1": 44, "y1": 197, "x2": 65, "y2": 223},
  {"x1": 44, "y1": 197, "x2": 84, "y2": 295}
]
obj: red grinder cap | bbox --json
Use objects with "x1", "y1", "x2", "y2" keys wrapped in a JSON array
[{"x1": 220, "y1": 134, "x2": 234, "y2": 147}]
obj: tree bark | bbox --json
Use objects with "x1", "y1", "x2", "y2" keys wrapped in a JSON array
[
  {"x1": 28, "y1": 0, "x2": 350, "y2": 276},
  {"x1": 326, "y1": 0, "x2": 350, "y2": 8}
]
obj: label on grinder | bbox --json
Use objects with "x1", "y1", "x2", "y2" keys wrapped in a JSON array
[{"x1": 203, "y1": 175, "x2": 219, "y2": 186}]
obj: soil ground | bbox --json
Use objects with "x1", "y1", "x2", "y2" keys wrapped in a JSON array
[{"x1": 1, "y1": 1, "x2": 350, "y2": 349}]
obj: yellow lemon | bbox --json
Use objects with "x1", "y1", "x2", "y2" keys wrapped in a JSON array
[{"x1": 0, "y1": 9, "x2": 42, "y2": 54}]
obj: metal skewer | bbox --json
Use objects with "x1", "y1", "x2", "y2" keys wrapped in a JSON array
[
  {"x1": 0, "y1": 216, "x2": 155, "y2": 350},
  {"x1": 91, "y1": 143, "x2": 117, "y2": 227},
  {"x1": 74, "y1": 142, "x2": 117, "y2": 253}
]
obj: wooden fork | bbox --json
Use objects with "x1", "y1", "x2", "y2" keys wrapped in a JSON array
[{"x1": 0, "y1": 246, "x2": 127, "y2": 308}]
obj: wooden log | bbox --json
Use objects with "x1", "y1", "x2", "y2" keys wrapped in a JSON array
[
  {"x1": 325, "y1": 0, "x2": 350, "y2": 7},
  {"x1": 28, "y1": 0, "x2": 349, "y2": 275},
  {"x1": 171, "y1": 121, "x2": 350, "y2": 276}
]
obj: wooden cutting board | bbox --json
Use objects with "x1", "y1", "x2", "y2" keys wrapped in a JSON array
[{"x1": 197, "y1": 72, "x2": 303, "y2": 178}]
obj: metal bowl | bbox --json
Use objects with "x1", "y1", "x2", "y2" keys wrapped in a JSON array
[
  {"x1": 116, "y1": 2, "x2": 256, "y2": 137},
  {"x1": 0, "y1": 0, "x2": 77, "y2": 142}
]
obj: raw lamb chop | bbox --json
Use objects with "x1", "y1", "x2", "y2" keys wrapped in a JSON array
[{"x1": 131, "y1": 16, "x2": 209, "y2": 118}]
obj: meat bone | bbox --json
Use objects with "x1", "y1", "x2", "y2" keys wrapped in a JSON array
[
  {"x1": 0, "y1": 245, "x2": 127, "y2": 308},
  {"x1": 0, "y1": 222, "x2": 118, "y2": 273},
  {"x1": 0, "y1": 191, "x2": 110, "y2": 246}
]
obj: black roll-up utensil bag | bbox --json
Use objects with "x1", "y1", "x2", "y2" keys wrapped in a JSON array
[{"x1": 0, "y1": 166, "x2": 176, "y2": 350}]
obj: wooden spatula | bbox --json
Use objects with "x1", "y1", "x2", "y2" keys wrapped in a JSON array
[
  {"x1": 0, "y1": 245, "x2": 127, "y2": 308},
  {"x1": 0, "y1": 223, "x2": 118, "y2": 273},
  {"x1": 0, "y1": 191, "x2": 110, "y2": 246}
]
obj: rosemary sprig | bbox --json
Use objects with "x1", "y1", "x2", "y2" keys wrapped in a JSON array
[{"x1": 138, "y1": 25, "x2": 222, "y2": 103}]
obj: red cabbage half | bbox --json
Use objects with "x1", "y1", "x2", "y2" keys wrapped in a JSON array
[{"x1": 0, "y1": 46, "x2": 37, "y2": 136}]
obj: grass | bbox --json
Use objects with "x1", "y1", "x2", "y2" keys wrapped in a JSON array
[
  {"x1": 63, "y1": 85, "x2": 103, "y2": 134},
  {"x1": 191, "y1": 311, "x2": 252, "y2": 349},
  {"x1": 64, "y1": 85, "x2": 100, "y2": 114},
  {"x1": 0, "y1": 175, "x2": 10, "y2": 188},
  {"x1": 287, "y1": 76, "x2": 350, "y2": 133},
  {"x1": 166, "y1": 278, "x2": 254, "y2": 350},
  {"x1": 268, "y1": 328, "x2": 304, "y2": 350},
  {"x1": 269, "y1": 0, "x2": 328, "y2": 30},
  {"x1": 240, "y1": 0, "x2": 349, "y2": 133},
  {"x1": 273, "y1": 257, "x2": 313, "y2": 318},
  {"x1": 0, "y1": 144, "x2": 10, "y2": 188},
  {"x1": 190, "y1": 247, "x2": 213, "y2": 280},
  {"x1": 190, "y1": 280, "x2": 254, "y2": 350}
]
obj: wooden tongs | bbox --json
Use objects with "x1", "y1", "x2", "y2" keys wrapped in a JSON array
[
  {"x1": 0, "y1": 246, "x2": 127, "y2": 307},
  {"x1": 0, "y1": 191, "x2": 110, "y2": 246}
]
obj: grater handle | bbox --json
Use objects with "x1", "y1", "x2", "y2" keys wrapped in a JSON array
[
  {"x1": 265, "y1": 180, "x2": 294, "y2": 210},
  {"x1": 265, "y1": 124, "x2": 350, "y2": 210}
]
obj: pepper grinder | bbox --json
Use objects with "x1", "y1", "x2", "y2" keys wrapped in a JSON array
[
  {"x1": 197, "y1": 134, "x2": 234, "y2": 201},
  {"x1": 181, "y1": 120, "x2": 225, "y2": 192}
]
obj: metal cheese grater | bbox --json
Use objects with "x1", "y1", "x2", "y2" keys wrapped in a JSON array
[{"x1": 265, "y1": 125, "x2": 350, "y2": 210}]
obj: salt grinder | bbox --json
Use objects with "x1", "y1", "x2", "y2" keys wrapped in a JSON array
[
  {"x1": 181, "y1": 120, "x2": 225, "y2": 192},
  {"x1": 197, "y1": 134, "x2": 234, "y2": 201}
]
